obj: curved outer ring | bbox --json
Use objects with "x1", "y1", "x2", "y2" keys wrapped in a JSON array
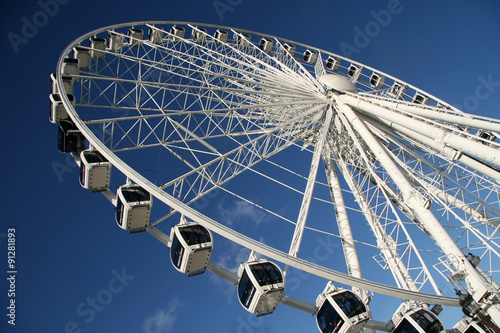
[{"x1": 56, "y1": 21, "x2": 460, "y2": 306}]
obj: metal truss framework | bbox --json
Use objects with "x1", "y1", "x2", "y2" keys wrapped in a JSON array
[{"x1": 55, "y1": 21, "x2": 500, "y2": 329}]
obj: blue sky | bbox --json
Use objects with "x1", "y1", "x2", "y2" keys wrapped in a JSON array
[{"x1": 1, "y1": 1, "x2": 500, "y2": 332}]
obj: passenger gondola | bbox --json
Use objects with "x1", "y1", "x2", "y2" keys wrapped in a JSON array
[
  {"x1": 108, "y1": 32, "x2": 124, "y2": 52},
  {"x1": 315, "y1": 288, "x2": 369, "y2": 333},
  {"x1": 90, "y1": 37, "x2": 106, "y2": 59},
  {"x1": 128, "y1": 28, "x2": 143, "y2": 47},
  {"x1": 50, "y1": 93, "x2": 74, "y2": 123},
  {"x1": 62, "y1": 58, "x2": 79, "y2": 76},
  {"x1": 57, "y1": 119, "x2": 84, "y2": 153},
  {"x1": 50, "y1": 73, "x2": 73, "y2": 95},
  {"x1": 149, "y1": 27, "x2": 164, "y2": 44},
  {"x1": 170, "y1": 26, "x2": 185, "y2": 41},
  {"x1": 191, "y1": 28, "x2": 207, "y2": 44},
  {"x1": 454, "y1": 318, "x2": 495, "y2": 333},
  {"x1": 79, "y1": 149, "x2": 111, "y2": 192},
  {"x1": 169, "y1": 219, "x2": 213, "y2": 276},
  {"x1": 115, "y1": 184, "x2": 152, "y2": 233},
  {"x1": 237, "y1": 259, "x2": 284, "y2": 316},
  {"x1": 214, "y1": 29, "x2": 228, "y2": 43},
  {"x1": 283, "y1": 43, "x2": 296, "y2": 56},
  {"x1": 391, "y1": 308, "x2": 445, "y2": 333},
  {"x1": 73, "y1": 46, "x2": 90, "y2": 70}
]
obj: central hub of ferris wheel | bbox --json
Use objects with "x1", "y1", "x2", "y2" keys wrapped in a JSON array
[{"x1": 318, "y1": 73, "x2": 358, "y2": 94}]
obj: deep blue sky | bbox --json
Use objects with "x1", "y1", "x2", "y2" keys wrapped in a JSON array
[{"x1": 1, "y1": 1, "x2": 500, "y2": 332}]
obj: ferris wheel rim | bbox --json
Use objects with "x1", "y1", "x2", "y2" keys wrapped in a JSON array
[{"x1": 54, "y1": 20, "x2": 500, "y2": 313}]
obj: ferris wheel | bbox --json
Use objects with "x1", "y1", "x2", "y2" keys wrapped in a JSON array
[{"x1": 51, "y1": 21, "x2": 500, "y2": 332}]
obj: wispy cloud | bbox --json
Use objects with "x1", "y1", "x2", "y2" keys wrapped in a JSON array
[
  {"x1": 142, "y1": 298, "x2": 182, "y2": 333},
  {"x1": 217, "y1": 199, "x2": 269, "y2": 226}
]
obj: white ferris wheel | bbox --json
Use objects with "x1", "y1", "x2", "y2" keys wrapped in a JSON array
[{"x1": 51, "y1": 21, "x2": 500, "y2": 332}]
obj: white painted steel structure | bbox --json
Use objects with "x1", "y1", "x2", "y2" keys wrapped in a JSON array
[{"x1": 52, "y1": 22, "x2": 500, "y2": 330}]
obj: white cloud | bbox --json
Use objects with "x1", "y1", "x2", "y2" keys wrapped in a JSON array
[
  {"x1": 217, "y1": 199, "x2": 269, "y2": 226},
  {"x1": 142, "y1": 298, "x2": 182, "y2": 333}
]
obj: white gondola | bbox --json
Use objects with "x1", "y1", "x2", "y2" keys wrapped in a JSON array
[
  {"x1": 236, "y1": 34, "x2": 251, "y2": 48},
  {"x1": 477, "y1": 130, "x2": 497, "y2": 145},
  {"x1": 50, "y1": 73, "x2": 73, "y2": 95},
  {"x1": 108, "y1": 32, "x2": 124, "y2": 52},
  {"x1": 315, "y1": 288, "x2": 369, "y2": 333},
  {"x1": 73, "y1": 46, "x2": 90, "y2": 71},
  {"x1": 115, "y1": 184, "x2": 152, "y2": 233},
  {"x1": 128, "y1": 28, "x2": 143, "y2": 47},
  {"x1": 326, "y1": 56, "x2": 341, "y2": 71},
  {"x1": 191, "y1": 28, "x2": 207, "y2": 44},
  {"x1": 453, "y1": 317, "x2": 494, "y2": 333},
  {"x1": 259, "y1": 38, "x2": 273, "y2": 52},
  {"x1": 214, "y1": 29, "x2": 228, "y2": 43},
  {"x1": 390, "y1": 308, "x2": 445, "y2": 333},
  {"x1": 348, "y1": 64, "x2": 363, "y2": 81},
  {"x1": 149, "y1": 27, "x2": 164, "y2": 44},
  {"x1": 57, "y1": 119, "x2": 84, "y2": 153},
  {"x1": 62, "y1": 58, "x2": 79, "y2": 76},
  {"x1": 283, "y1": 43, "x2": 296, "y2": 57},
  {"x1": 169, "y1": 219, "x2": 213, "y2": 276},
  {"x1": 390, "y1": 82, "x2": 408, "y2": 100},
  {"x1": 50, "y1": 93, "x2": 74, "y2": 123},
  {"x1": 90, "y1": 37, "x2": 106, "y2": 59},
  {"x1": 170, "y1": 26, "x2": 185, "y2": 41},
  {"x1": 237, "y1": 259, "x2": 284, "y2": 316},
  {"x1": 304, "y1": 49, "x2": 318, "y2": 64},
  {"x1": 79, "y1": 150, "x2": 111, "y2": 192},
  {"x1": 369, "y1": 73, "x2": 385, "y2": 89},
  {"x1": 412, "y1": 93, "x2": 430, "y2": 105}
]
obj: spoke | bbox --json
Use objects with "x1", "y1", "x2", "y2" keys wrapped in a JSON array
[{"x1": 289, "y1": 106, "x2": 333, "y2": 257}]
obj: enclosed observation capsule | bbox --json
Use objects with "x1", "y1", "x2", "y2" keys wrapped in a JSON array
[
  {"x1": 304, "y1": 49, "x2": 318, "y2": 64},
  {"x1": 214, "y1": 29, "x2": 228, "y2": 43},
  {"x1": 57, "y1": 119, "x2": 84, "y2": 153},
  {"x1": 237, "y1": 259, "x2": 284, "y2": 316},
  {"x1": 62, "y1": 58, "x2": 79, "y2": 76},
  {"x1": 259, "y1": 38, "x2": 273, "y2": 52},
  {"x1": 315, "y1": 289, "x2": 369, "y2": 333},
  {"x1": 191, "y1": 28, "x2": 207, "y2": 44},
  {"x1": 326, "y1": 56, "x2": 341, "y2": 71},
  {"x1": 51, "y1": 73, "x2": 74, "y2": 95},
  {"x1": 128, "y1": 28, "x2": 143, "y2": 47},
  {"x1": 390, "y1": 83, "x2": 408, "y2": 100},
  {"x1": 391, "y1": 308, "x2": 445, "y2": 333},
  {"x1": 453, "y1": 318, "x2": 494, "y2": 333},
  {"x1": 108, "y1": 33, "x2": 124, "y2": 52},
  {"x1": 369, "y1": 73, "x2": 385, "y2": 89},
  {"x1": 170, "y1": 26, "x2": 185, "y2": 41},
  {"x1": 115, "y1": 184, "x2": 152, "y2": 233},
  {"x1": 149, "y1": 27, "x2": 164, "y2": 44},
  {"x1": 412, "y1": 93, "x2": 430, "y2": 105},
  {"x1": 90, "y1": 37, "x2": 106, "y2": 59},
  {"x1": 283, "y1": 43, "x2": 296, "y2": 57},
  {"x1": 50, "y1": 93, "x2": 74, "y2": 123},
  {"x1": 79, "y1": 150, "x2": 111, "y2": 192},
  {"x1": 236, "y1": 34, "x2": 251, "y2": 48},
  {"x1": 347, "y1": 64, "x2": 363, "y2": 81},
  {"x1": 73, "y1": 46, "x2": 90, "y2": 71},
  {"x1": 169, "y1": 221, "x2": 213, "y2": 276}
]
